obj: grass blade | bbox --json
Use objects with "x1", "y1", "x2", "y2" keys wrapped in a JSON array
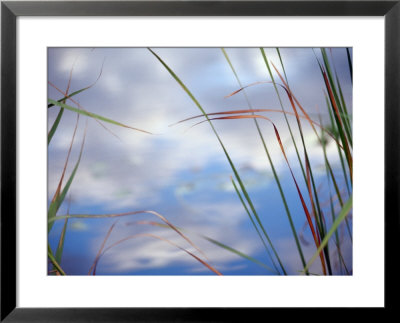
[
  {"x1": 49, "y1": 82, "x2": 124, "y2": 140},
  {"x1": 174, "y1": 108, "x2": 340, "y2": 147},
  {"x1": 346, "y1": 48, "x2": 353, "y2": 83},
  {"x1": 55, "y1": 196, "x2": 72, "y2": 265},
  {"x1": 89, "y1": 220, "x2": 119, "y2": 275},
  {"x1": 55, "y1": 217, "x2": 68, "y2": 264},
  {"x1": 329, "y1": 48, "x2": 352, "y2": 127},
  {"x1": 93, "y1": 233, "x2": 223, "y2": 276},
  {"x1": 48, "y1": 107, "x2": 64, "y2": 145},
  {"x1": 51, "y1": 108, "x2": 80, "y2": 204},
  {"x1": 50, "y1": 209, "x2": 212, "y2": 266},
  {"x1": 48, "y1": 58, "x2": 105, "y2": 108},
  {"x1": 260, "y1": 48, "x2": 307, "y2": 184},
  {"x1": 305, "y1": 154, "x2": 327, "y2": 275},
  {"x1": 48, "y1": 126, "x2": 86, "y2": 232},
  {"x1": 48, "y1": 86, "x2": 90, "y2": 109},
  {"x1": 48, "y1": 244, "x2": 66, "y2": 275},
  {"x1": 230, "y1": 177, "x2": 280, "y2": 273},
  {"x1": 315, "y1": 50, "x2": 352, "y2": 179},
  {"x1": 48, "y1": 61, "x2": 76, "y2": 145},
  {"x1": 302, "y1": 197, "x2": 352, "y2": 273},
  {"x1": 321, "y1": 69, "x2": 353, "y2": 180},
  {"x1": 324, "y1": 48, "x2": 352, "y2": 147},
  {"x1": 48, "y1": 99, "x2": 152, "y2": 135},
  {"x1": 276, "y1": 48, "x2": 290, "y2": 85},
  {"x1": 325, "y1": 93, "x2": 352, "y2": 196},
  {"x1": 128, "y1": 219, "x2": 277, "y2": 274},
  {"x1": 200, "y1": 234, "x2": 274, "y2": 274},
  {"x1": 320, "y1": 103, "x2": 353, "y2": 243}
]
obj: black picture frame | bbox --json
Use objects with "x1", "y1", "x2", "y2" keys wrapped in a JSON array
[{"x1": 1, "y1": 1, "x2": 399, "y2": 321}]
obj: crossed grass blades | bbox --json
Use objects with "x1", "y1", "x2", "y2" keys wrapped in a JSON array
[{"x1": 48, "y1": 47, "x2": 352, "y2": 276}]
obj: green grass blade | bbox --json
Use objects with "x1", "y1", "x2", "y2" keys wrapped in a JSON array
[
  {"x1": 260, "y1": 48, "x2": 307, "y2": 187},
  {"x1": 55, "y1": 218, "x2": 68, "y2": 264},
  {"x1": 325, "y1": 94, "x2": 351, "y2": 196},
  {"x1": 276, "y1": 48, "x2": 290, "y2": 85},
  {"x1": 318, "y1": 110, "x2": 347, "y2": 274},
  {"x1": 201, "y1": 235, "x2": 276, "y2": 274},
  {"x1": 329, "y1": 190, "x2": 343, "y2": 274},
  {"x1": 221, "y1": 48, "x2": 242, "y2": 87},
  {"x1": 302, "y1": 197, "x2": 352, "y2": 273},
  {"x1": 321, "y1": 67, "x2": 353, "y2": 182},
  {"x1": 321, "y1": 48, "x2": 352, "y2": 148},
  {"x1": 48, "y1": 81, "x2": 82, "y2": 145},
  {"x1": 55, "y1": 197, "x2": 71, "y2": 265},
  {"x1": 48, "y1": 213, "x2": 128, "y2": 223},
  {"x1": 128, "y1": 219, "x2": 277, "y2": 274},
  {"x1": 318, "y1": 109, "x2": 345, "y2": 207},
  {"x1": 48, "y1": 244, "x2": 66, "y2": 275},
  {"x1": 48, "y1": 107, "x2": 64, "y2": 145},
  {"x1": 325, "y1": 96, "x2": 353, "y2": 242},
  {"x1": 231, "y1": 178, "x2": 280, "y2": 273},
  {"x1": 329, "y1": 49, "x2": 352, "y2": 138},
  {"x1": 335, "y1": 70, "x2": 351, "y2": 125},
  {"x1": 48, "y1": 60, "x2": 104, "y2": 109},
  {"x1": 48, "y1": 132, "x2": 86, "y2": 233},
  {"x1": 48, "y1": 86, "x2": 91, "y2": 108},
  {"x1": 47, "y1": 99, "x2": 152, "y2": 135},
  {"x1": 147, "y1": 48, "x2": 206, "y2": 117},
  {"x1": 346, "y1": 48, "x2": 353, "y2": 83},
  {"x1": 328, "y1": 190, "x2": 350, "y2": 275}
]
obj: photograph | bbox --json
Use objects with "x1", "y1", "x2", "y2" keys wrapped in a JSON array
[
  {"x1": 2, "y1": 0, "x2": 397, "y2": 319},
  {"x1": 47, "y1": 47, "x2": 353, "y2": 276}
]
